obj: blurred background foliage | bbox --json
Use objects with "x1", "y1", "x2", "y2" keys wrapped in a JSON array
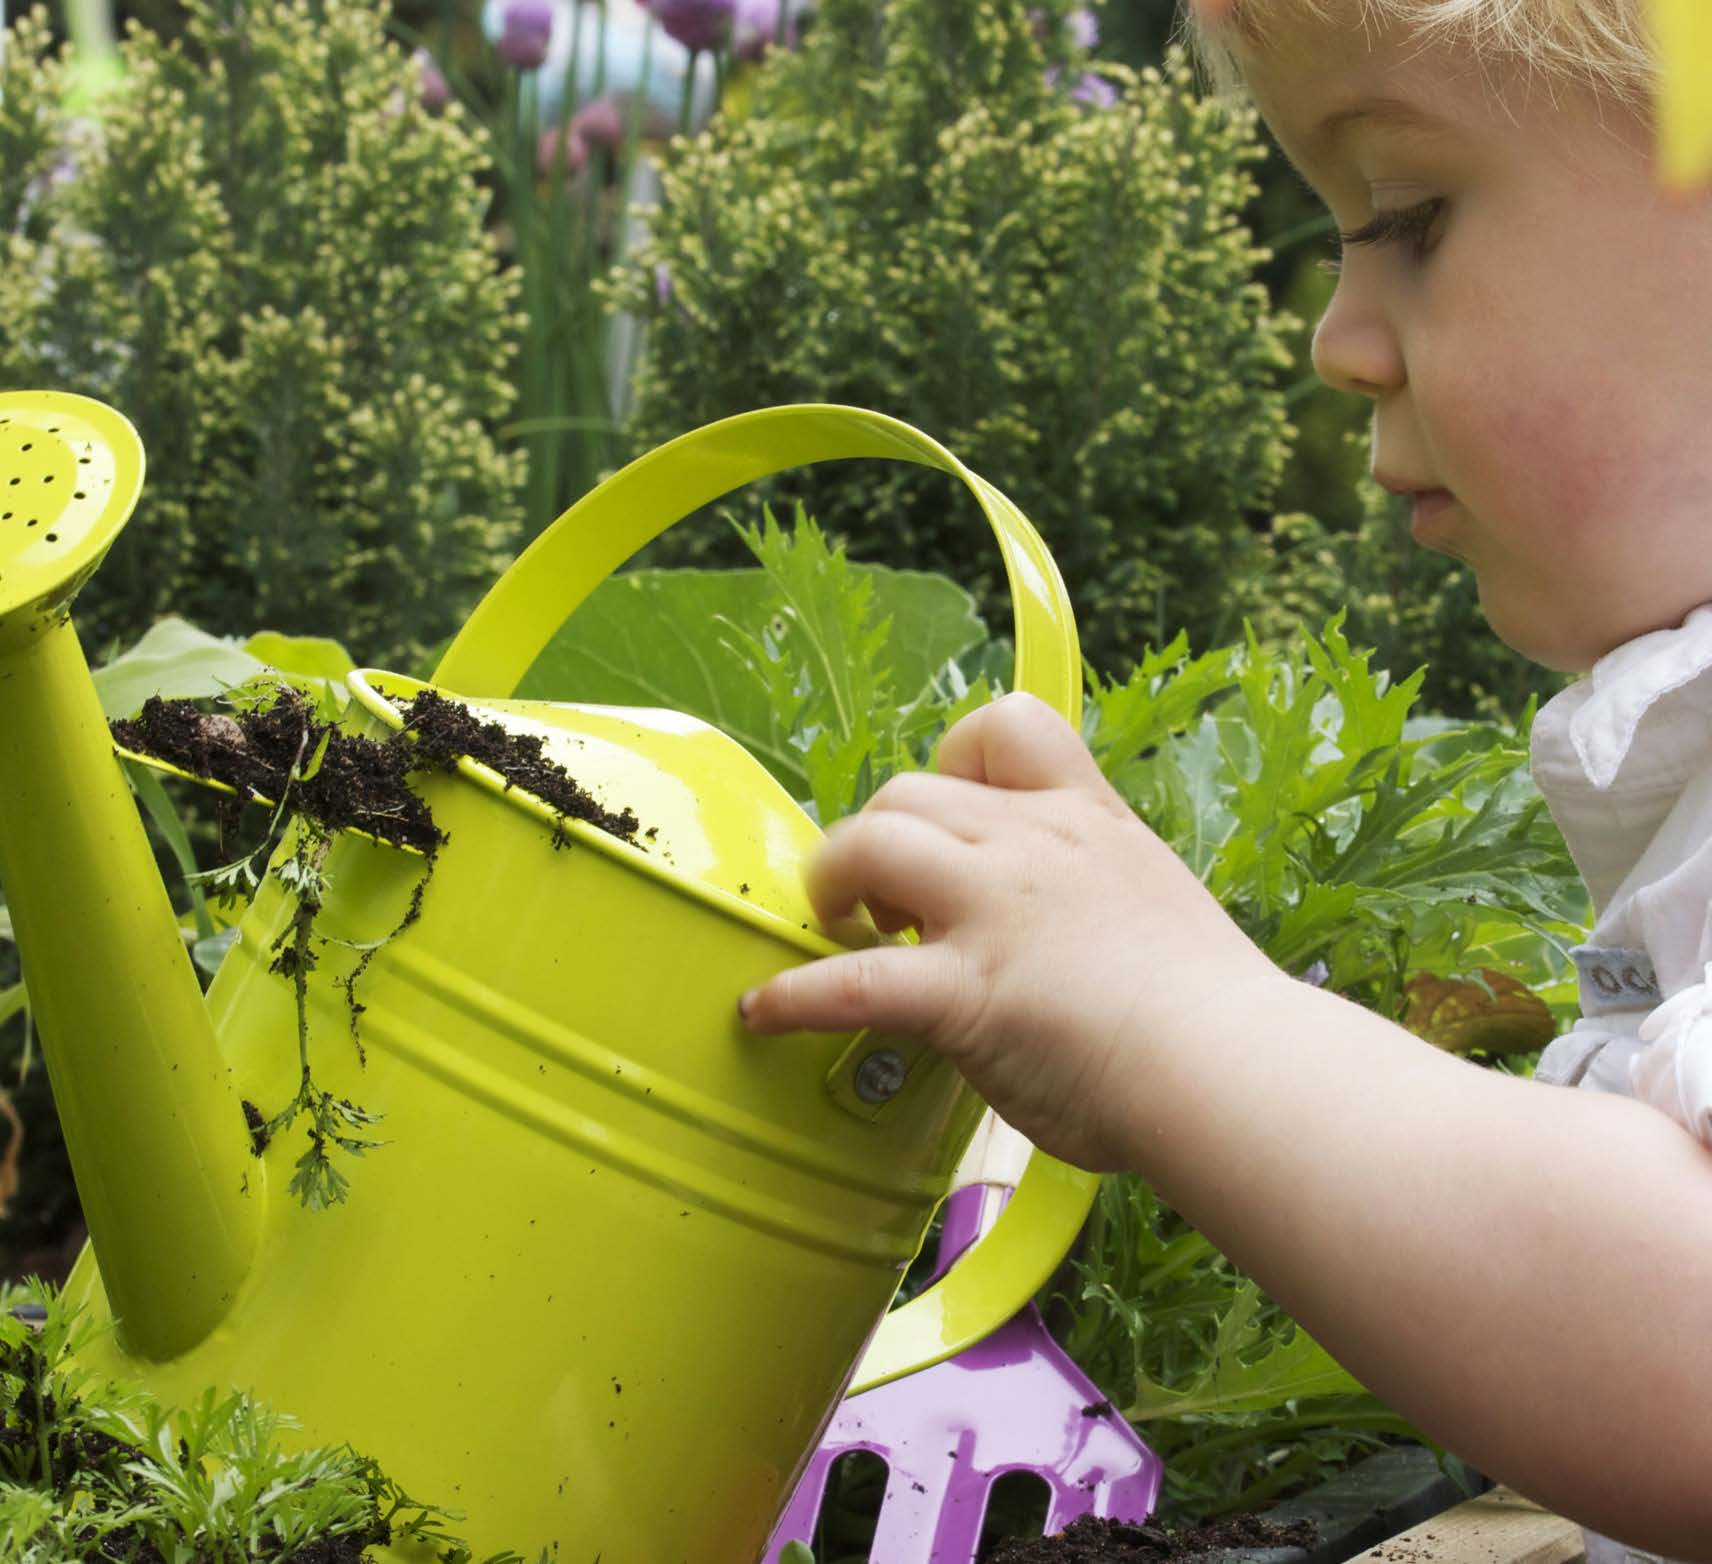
[
  {"x1": 5, "y1": 0, "x2": 1551, "y2": 713},
  {"x1": 0, "y1": 0, "x2": 525, "y2": 673}
]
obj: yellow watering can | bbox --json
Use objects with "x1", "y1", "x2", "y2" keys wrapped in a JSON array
[{"x1": 0, "y1": 390, "x2": 1100, "y2": 1561}]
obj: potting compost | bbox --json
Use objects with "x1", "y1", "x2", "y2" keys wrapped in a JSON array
[
  {"x1": 990, "y1": 1512, "x2": 1318, "y2": 1562},
  {"x1": 109, "y1": 686, "x2": 643, "y2": 852}
]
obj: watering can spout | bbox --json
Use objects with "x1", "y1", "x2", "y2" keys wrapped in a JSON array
[{"x1": 0, "y1": 393, "x2": 260, "y2": 1359}]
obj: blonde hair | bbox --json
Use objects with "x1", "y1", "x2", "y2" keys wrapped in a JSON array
[{"x1": 1185, "y1": 0, "x2": 1656, "y2": 110}]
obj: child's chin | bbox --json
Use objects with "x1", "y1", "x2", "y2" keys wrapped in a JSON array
[{"x1": 1476, "y1": 591, "x2": 1593, "y2": 674}]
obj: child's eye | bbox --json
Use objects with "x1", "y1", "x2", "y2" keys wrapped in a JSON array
[{"x1": 1319, "y1": 198, "x2": 1444, "y2": 275}]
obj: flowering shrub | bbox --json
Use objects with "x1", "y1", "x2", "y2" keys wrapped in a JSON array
[
  {"x1": 0, "y1": 0, "x2": 524, "y2": 670},
  {"x1": 606, "y1": 0, "x2": 1296, "y2": 672}
]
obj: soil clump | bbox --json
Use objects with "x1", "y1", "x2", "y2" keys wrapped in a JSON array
[
  {"x1": 398, "y1": 687, "x2": 640, "y2": 842},
  {"x1": 989, "y1": 1513, "x2": 1318, "y2": 1562},
  {"x1": 110, "y1": 686, "x2": 642, "y2": 851}
]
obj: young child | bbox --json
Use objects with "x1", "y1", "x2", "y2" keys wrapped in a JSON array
[{"x1": 740, "y1": 3, "x2": 1712, "y2": 1559}]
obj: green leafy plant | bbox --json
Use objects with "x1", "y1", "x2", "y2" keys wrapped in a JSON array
[
  {"x1": 606, "y1": 0, "x2": 1296, "y2": 674},
  {"x1": 0, "y1": 1279, "x2": 524, "y2": 1562},
  {"x1": 0, "y1": 0, "x2": 524, "y2": 670},
  {"x1": 519, "y1": 505, "x2": 997, "y2": 821}
]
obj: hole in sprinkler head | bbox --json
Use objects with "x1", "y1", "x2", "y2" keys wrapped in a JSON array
[
  {"x1": 45, "y1": 533, "x2": 58, "y2": 542},
  {"x1": 74, "y1": 491, "x2": 86, "y2": 499}
]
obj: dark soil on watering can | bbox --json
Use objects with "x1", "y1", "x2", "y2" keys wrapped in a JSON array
[
  {"x1": 989, "y1": 1513, "x2": 1319, "y2": 1562},
  {"x1": 397, "y1": 687, "x2": 641, "y2": 842},
  {"x1": 112, "y1": 690, "x2": 442, "y2": 852},
  {"x1": 110, "y1": 686, "x2": 643, "y2": 851}
]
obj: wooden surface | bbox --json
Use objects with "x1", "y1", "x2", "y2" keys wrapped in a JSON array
[{"x1": 1347, "y1": 1486, "x2": 1586, "y2": 1563}]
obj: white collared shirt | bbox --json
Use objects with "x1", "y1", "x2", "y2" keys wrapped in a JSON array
[{"x1": 1528, "y1": 603, "x2": 1712, "y2": 1564}]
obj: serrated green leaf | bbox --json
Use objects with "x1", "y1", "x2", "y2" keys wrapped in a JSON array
[
  {"x1": 516, "y1": 513, "x2": 986, "y2": 813},
  {"x1": 1124, "y1": 1283, "x2": 1367, "y2": 1422},
  {"x1": 1088, "y1": 635, "x2": 1240, "y2": 780}
]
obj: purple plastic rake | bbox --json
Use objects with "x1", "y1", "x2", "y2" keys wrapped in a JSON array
[{"x1": 763, "y1": 1181, "x2": 1162, "y2": 1563}]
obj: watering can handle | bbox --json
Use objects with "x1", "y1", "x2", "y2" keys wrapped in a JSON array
[{"x1": 432, "y1": 403, "x2": 1100, "y2": 1394}]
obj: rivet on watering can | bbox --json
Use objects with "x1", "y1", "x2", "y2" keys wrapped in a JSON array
[{"x1": 853, "y1": 1049, "x2": 908, "y2": 1104}]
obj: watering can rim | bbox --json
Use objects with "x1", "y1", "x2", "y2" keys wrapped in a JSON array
[{"x1": 345, "y1": 667, "x2": 857, "y2": 961}]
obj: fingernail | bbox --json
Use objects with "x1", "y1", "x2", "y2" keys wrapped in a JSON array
[{"x1": 738, "y1": 988, "x2": 757, "y2": 1021}]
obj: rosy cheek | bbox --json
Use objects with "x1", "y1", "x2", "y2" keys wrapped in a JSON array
[{"x1": 1437, "y1": 386, "x2": 1622, "y2": 550}]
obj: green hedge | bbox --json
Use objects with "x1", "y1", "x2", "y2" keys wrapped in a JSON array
[
  {"x1": 606, "y1": 0, "x2": 1297, "y2": 674},
  {"x1": 0, "y1": 0, "x2": 524, "y2": 671}
]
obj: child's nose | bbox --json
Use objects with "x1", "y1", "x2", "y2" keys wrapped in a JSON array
[{"x1": 1310, "y1": 278, "x2": 1406, "y2": 398}]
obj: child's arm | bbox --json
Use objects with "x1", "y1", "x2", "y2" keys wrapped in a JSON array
[{"x1": 740, "y1": 693, "x2": 1712, "y2": 1558}]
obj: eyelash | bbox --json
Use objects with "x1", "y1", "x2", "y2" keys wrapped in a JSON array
[{"x1": 1319, "y1": 198, "x2": 1444, "y2": 275}]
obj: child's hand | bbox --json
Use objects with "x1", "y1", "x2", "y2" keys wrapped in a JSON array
[{"x1": 739, "y1": 692, "x2": 1283, "y2": 1169}]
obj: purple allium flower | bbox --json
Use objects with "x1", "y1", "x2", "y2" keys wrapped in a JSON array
[
  {"x1": 571, "y1": 95, "x2": 626, "y2": 150},
  {"x1": 733, "y1": 0, "x2": 796, "y2": 60},
  {"x1": 414, "y1": 47, "x2": 452, "y2": 114},
  {"x1": 1068, "y1": 71, "x2": 1118, "y2": 108},
  {"x1": 1031, "y1": 7, "x2": 1099, "y2": 51},
  {"x1": 538, "y1": 123, "x2": 589, "y2": 177},
  {"x1": 1067, "y1": 8, "x2": 1099, "y2": 50},
  {"x1": 496, "y1": 0, "x2": 555, "y2": 70},
  {"x1": 639, "y1": 0, "x2": 737, "y2": 55}
]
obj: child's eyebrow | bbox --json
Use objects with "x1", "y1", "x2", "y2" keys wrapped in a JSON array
[{"x1": 1311, "y1": 95, "x2": 1455, "y2": 154}]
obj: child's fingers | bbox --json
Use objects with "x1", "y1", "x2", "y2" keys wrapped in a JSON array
[
  {"x1": 936, "y1": 691, "x2": 1108, "y2": 794},
  {"x1": 861, "y1": 769, "x2": 1017, "y2": 842},
  {"x1": 806, "y1": 810, "x2": 975, "y2": 931},
  {"x1": 739, "y1": 942, "x2": 955, "y2": 1039}
]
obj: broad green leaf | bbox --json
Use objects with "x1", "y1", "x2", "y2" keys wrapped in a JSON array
[
  {"x1": 123, "y1": 762, "x2": 214, "y2": 941},
  {"x1": 93, "y1": 619, "x2": 270, "y2": 719},
  {"x1": 243, "y1": 631, "x2": 356, "y2": 696},
  {"x1": 516, "y1": 553, "x2": 986, "y2": 803},
  {"x1": 1652, "y1": 0, "x2": 1712, "y2": 190}
]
